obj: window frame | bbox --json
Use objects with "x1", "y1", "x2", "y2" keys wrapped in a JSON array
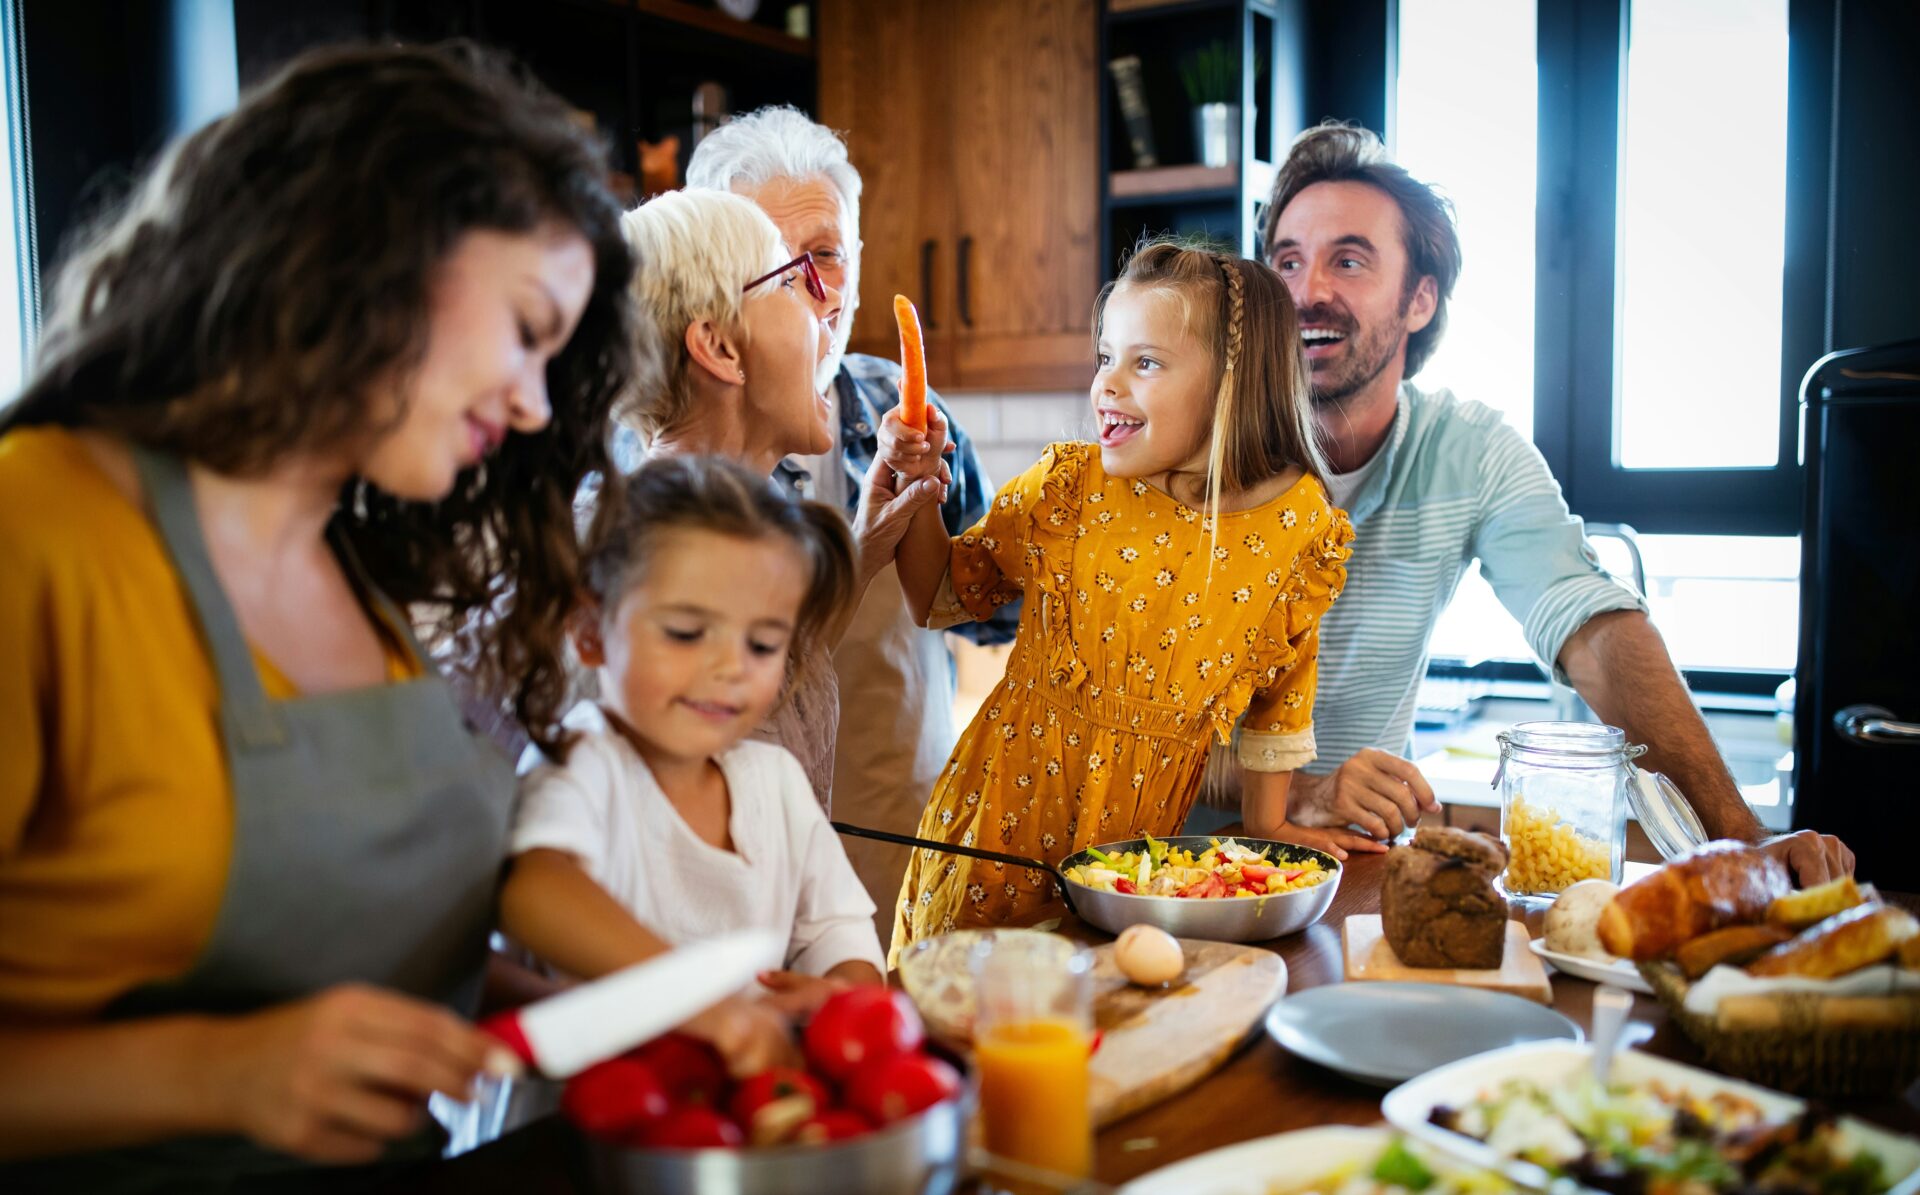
[
  {"x1": 1530, "y1": 0, "x2": 1830, "y2": 536},
  {"x1": 0, "y1": 0, "x2": 35, "y2": 388}
]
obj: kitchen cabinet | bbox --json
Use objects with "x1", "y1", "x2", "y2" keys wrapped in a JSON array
[{"x1": 820, "y1": 0, "x2": 1098, "y2": 392}]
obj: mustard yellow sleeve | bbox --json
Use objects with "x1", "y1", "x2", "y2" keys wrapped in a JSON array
[
  {"x1": 939, "y1": 443, "x2": 1083, "y2": 625},
  {"x1": 1238, "y1": 509, "x2": 1354, "y2": 773},
  {"x1": 0, "y1": 514, "x2": 46, "y2": 856}
]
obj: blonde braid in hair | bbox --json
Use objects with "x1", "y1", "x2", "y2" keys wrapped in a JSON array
[{"x1": 1202, "y1": 253, "x2": 1247, "y2": 581}]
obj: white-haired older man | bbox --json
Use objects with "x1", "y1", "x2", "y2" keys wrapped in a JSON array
[{"x1": 688, "y1": 108, "x2": 1018, "y2": 930}]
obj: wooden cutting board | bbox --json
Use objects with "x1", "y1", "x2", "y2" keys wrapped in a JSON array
[
  {"x1": 1088, "y1": 939, "x2": 1286, "y2": 1127},
  {"x1": 1341, "y1": 914, "x2": 1552, "y2": 1004}
]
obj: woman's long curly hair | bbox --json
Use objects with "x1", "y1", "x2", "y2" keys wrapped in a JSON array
[{"x1": 1, "y1": 41, "x2": 641, "y2": 755}]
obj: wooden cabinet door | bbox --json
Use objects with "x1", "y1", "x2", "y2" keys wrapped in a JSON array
[
  {"x1": 818, "y1": 0, "x2": 957, "y2": 387},
  {"x1": 946, "y1": 0, "x2": 1099, "y2": 392}
]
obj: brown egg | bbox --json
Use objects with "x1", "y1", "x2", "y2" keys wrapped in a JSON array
[{"x1": 1114, "y1": 924, "x2": 1185, "y2": 986}]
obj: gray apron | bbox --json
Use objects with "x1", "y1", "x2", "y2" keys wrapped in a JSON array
[{"x1": 7, "y1": 446, "x2": 513, "y2": 1193}]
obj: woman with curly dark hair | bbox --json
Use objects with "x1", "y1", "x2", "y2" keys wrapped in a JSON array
[{"x1": 0, "y1": 41, "x2": 670, "y2": 1186}]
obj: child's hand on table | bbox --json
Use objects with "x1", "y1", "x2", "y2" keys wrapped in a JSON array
[{"x1": 1262, "y1": 822, "x2": 1390, "y2": 862}]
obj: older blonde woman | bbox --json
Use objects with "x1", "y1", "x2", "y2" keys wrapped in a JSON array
[{"x1": 616, "y1": 188, "x2": 941, "y2": 803}]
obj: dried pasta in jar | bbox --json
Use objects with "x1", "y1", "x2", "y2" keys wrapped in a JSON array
[{"x1": 1503, "y1": 795, "x2": 1611, "y2": 895}]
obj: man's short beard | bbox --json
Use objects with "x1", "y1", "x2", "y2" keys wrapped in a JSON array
[{"x1": 1309, "y1": 299, "x2": 1411, "y2": 409}]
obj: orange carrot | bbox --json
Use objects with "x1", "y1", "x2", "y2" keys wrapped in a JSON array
[{"x1": 893, "y1": 294, "x2": 928, "y2": 432}]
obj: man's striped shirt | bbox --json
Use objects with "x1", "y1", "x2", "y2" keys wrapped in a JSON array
[{"x1": 1307, "y1": 382, "x2": 1646, "y2": 771}]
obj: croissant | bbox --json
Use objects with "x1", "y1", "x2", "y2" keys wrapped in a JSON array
[{"x1": 1596, "y1": 840, "x2": 1790, "y2": 962}]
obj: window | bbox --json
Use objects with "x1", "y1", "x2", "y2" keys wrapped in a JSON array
[
  {"x1": 1393, "y1": 0, "x2": 1816, "y2": 683},
  {"x1": 1397, "y1": 1, "x2": 1812, "y2": 507},
  {"x1": 0, "y1": 0, "x2": 32, "y2": 398},
  {"x1": 1427, "y1": 534, "x2": 1799, "y2": 678},
  {"x1": 1634, "y1": 535, "x2": 1798, "y2": 672},
  {"x1": 1392, "y1": 0, "x2": 1538, "y2": 441},
  {"x1": 1538, "y1": 0, "x2": 1810, "y2": 535},
  {"x1": 1616, "y1": 0, "x2": 1790, "y2": 469}
]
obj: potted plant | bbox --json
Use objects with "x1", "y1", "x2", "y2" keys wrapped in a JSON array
[{"x1": 1180, "y1": 41, "x2": 1237, "y2": 168}]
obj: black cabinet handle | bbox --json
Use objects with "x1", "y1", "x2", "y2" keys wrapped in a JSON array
[
  {"x1": 918, "y1": 238, "x2": 937, "y2": 330},
  {"x1": 957, "y1": 234, "x2": 974, "y2": 329}
]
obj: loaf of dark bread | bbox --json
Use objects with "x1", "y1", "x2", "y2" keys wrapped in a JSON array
[{"x1": 1382, "y1": 827, "x2": 1510, "y2": 969}]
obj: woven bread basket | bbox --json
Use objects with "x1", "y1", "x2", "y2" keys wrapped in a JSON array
[{"x1": 1640, "y1": 961, "x2": 1920, "y2": 1097}]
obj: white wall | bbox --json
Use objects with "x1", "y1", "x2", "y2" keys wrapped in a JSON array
[{"x1": 940, "y1": 390, "x2": 1092, "y2": 493}]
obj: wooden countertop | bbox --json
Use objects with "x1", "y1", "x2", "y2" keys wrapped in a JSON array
[{"x1": 409, "y1": 855, "x2": 1920, "y2": 1192}]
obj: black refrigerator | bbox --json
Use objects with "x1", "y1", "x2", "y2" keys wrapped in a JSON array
[{"x1": 1793, "y1": 339, "x2": 1920, "y2": 890}]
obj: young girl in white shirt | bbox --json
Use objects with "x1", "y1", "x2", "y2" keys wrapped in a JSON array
[{"x1": 501, "y1": 454, "x2": 886, "y2": 1014}]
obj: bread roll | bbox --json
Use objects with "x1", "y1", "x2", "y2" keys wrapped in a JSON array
[
  {"x1": 1747, "y1": 904, "x2": 1919, "y2": 979},
  {"x1": 1766, "y1": 876, "x2": 1866, "y2": 930},
  {"x1": 1674, "y1": 923, "x2": 1791, "y2": 979},
  {"x1": 1596, "y1": 841, "x2": 1790, "y2": 962},
  {"x1": 1544, "y1": 879, "x2": 1619, "y2": 960}
]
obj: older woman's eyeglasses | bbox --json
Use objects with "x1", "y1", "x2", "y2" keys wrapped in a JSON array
[{"x1": 743, "y1": 252, "x2": 827, "y2": 302}]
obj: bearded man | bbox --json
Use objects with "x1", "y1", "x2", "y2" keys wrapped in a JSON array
[{"x1": 1254, "y1": 123, "x2": 1849, "y2": 885}]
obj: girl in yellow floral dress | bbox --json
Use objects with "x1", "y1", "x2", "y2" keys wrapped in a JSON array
[{"x1": 875, "y1": 241, "x2": 1354, "y2": 959}]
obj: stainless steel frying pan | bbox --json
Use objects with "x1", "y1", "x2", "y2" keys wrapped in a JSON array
[{"x1": 834, "y1": 823, "x2": 1341, "y2": 943}]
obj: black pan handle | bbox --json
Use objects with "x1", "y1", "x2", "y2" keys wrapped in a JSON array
[
  {"x1": 831, "y1": 820, "x2": 1080, "y2": 918},
  {"x1": 918, "y1": 239, "x2": 938, "y2": 330},
  {"x1": 956, "y1": 235, "x2": 974, "y2": 329}
]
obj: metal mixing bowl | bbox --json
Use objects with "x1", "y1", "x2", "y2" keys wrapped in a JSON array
[
  {"x1": 445, "y1": 1066, "x2": 972, "y2": 1195},
  {"x1": 584, "y1": 1086, "x2": 973, "y2": 1195}
]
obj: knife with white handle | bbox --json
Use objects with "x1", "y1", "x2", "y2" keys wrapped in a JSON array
[{"x1": 480, "y1": 929, "x2": 782, "y2": 1078}]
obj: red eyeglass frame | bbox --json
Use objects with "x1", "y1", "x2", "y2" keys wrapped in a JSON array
[{"x1": 742, "y1": 252, "x2": 827, "y2": 302}]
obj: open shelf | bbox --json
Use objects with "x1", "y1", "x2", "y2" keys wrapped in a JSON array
[
  {"x1": 631, "y1": 0, "x2": 814, "y2": 59},
  {"x1": 1109, "y1": 159, "x2": 1274, "y2": 206},
  {"x1": 1100, "y1": 0, "x2": 1290, "y2": 271},
  {"x1": 1108, "y1": 0, "x2": 1240, "y2": 20},
  {"x1": 1111, "y1": 163, "x2": 1235, "y2": 199}
]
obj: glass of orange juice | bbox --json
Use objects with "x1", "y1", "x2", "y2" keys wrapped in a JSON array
[{"x1": 970, "y1": 933, "x2": 1094, "y2": 1194}]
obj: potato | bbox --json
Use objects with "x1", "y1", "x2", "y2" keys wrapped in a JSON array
[{"x1": 1765, "y1": 875, "x2": 1866, "y2": 931}]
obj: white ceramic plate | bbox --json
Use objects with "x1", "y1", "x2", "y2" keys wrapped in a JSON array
[
  {"x1": 1265, "y1": 983, "x2": 1582, "y2": 1087},
  {"x1": 1525, "y1": 937, "x2": 1652, "y2": 995},
  {"x1": 1381, "y1": 1040, "x2": 1920, "y2": 1195},
  {"x1": 1119, "y1": 1124, "x2": 1510, "y2": 1195}
]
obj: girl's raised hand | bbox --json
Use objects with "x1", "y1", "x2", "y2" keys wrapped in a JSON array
[{"x1": 877, "y1": 405, "x2": 952, "y2": 486}]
